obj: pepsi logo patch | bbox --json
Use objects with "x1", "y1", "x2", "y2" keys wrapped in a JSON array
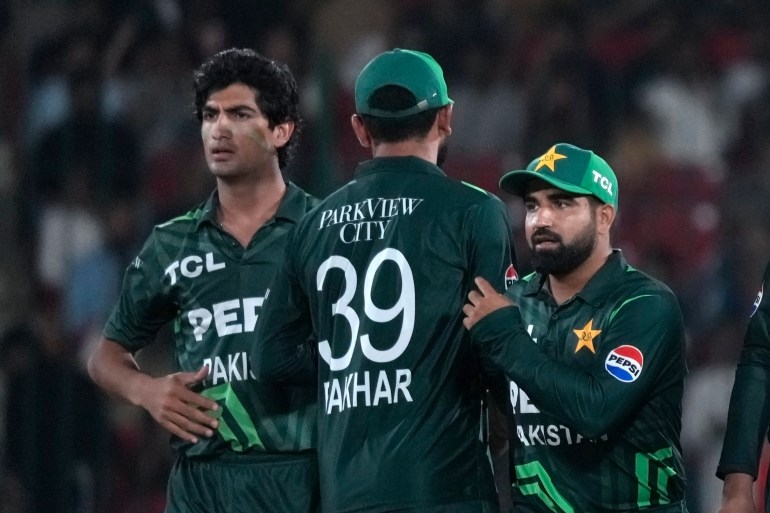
[
  {"x1": 505, "y1": 264, "x2": 519, "y2": 289},
  {"x1": 605, "y1": 345, "x2": 644, "y2": 383}
]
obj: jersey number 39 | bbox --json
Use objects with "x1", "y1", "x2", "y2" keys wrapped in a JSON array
[{"x1": 316, "y1": 248, "x2": 415, "y2": 371}]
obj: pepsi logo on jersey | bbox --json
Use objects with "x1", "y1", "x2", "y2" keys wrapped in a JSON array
[{"x1": 605, "y1": 345, "x2": 644, "y2": 383}]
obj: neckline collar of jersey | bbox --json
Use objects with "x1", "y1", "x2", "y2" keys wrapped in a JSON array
[
  {"x1": 523, "y1": 250, "x2": 627, "y2": 306},
  {"x1": 354, "y1": 156, "x2": 446, "y2": 179},
  {"x1": 195, "y1": 181, "x2": 308, "y2": 231}
]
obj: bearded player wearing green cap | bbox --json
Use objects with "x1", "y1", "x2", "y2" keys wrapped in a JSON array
[
  {"x1": 252, "y1": 48, "x2": 515, "y2": 512},
  {"x1": 463, "y1": 143, "x2": 689, "y2": 512}
]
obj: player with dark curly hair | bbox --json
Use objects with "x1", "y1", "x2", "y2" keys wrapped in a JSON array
[{"x1": 88, "y1": 48, "x2": 320, "y2": 513}]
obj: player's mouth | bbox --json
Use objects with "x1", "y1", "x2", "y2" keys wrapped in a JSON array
[
  {"x1": 210, "y1": 148, "x2": 235, "y2": 161},
  {"x1": 531, "y1": 232, "x2": 561, "y2": 250},
  {"x1": 533, "y1": 241, "x2": 561, "y2": 251}
]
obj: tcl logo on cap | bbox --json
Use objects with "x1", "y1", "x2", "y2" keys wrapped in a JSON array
[
  {"x1": 504, "y1": 264, "x2": 518, "y2": 289},
  {"x1": 605, "y1": 345, "x2": 644, "y2": 383}
]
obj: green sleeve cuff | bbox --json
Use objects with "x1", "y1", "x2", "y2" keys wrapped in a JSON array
[{"x1": 470, "y1": 305, "x2": 523, "y2": 344}]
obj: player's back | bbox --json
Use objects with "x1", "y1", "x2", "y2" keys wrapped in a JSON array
[{"x1": 290, "y1": 156, "x2": 511, "y2": 512}]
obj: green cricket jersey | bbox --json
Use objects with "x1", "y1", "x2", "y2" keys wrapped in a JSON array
[
  {"x1": 253, "y1": 156, "x2": 515, "y2": 513},
  {"x1": 471, "y1": 251, "x2": 688, "y2": 513},
  {"x1": 717, "y1": 260, "x2": 770, "y2": 490},
  {"x1": 103, "y1": 182, "x2": 318, "y2": 458}
]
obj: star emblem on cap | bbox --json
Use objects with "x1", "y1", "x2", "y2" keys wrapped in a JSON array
[
  {"x1": 574, "y1": 319, "x2": 601, "y2": 354},
  {"x1": 534, "y1": 145, "x2": 567, "y2": 172}
]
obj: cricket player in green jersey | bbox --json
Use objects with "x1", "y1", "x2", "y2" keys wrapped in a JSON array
[
  {"x1": 717, "y1": 260, "x2": 770, "y2": 513},
  {"x1": 252, "y1": 48, "x2": 516, "y2": 513},
  {"x1": 463, "y1": 143, "x2": 688, "y2": 513},
  {"x1": 87, "y1": 48, "x2": 319, "y2": 513}
]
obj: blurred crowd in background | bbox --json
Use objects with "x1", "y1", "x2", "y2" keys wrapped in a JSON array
[{"x1": 1, "y1": 0, "x2": 770, "y2": 512}]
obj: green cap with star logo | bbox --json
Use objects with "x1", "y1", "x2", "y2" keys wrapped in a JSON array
[
  {"x1": 355, "y1": 48, "x2": 453, "y2": 118},
  {"x1": 499, "y1": 143, "x2": 619, "y2": 208}
]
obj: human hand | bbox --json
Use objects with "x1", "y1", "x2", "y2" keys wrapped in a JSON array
[
  {"x1": 717, "y1": 473, "x2": 756, "y2": 513},
  {"x1": 462, "y1": 277, "x2": 514, "y2": 330},
  {"x1": 137, "y1": 366, "x2": 220, "y2": 443}
]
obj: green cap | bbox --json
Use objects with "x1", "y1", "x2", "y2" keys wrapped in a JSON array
[
  {"x1": 499, "y1": 143, "x2": 619, "y2": 208},
  {"x1": 354, "y1": 48, "x2": 453, "y2": 118}
]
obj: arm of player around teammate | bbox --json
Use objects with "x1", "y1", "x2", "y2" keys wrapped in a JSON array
[
  {"x1": 251, "y1": 231, "x2": 317, "y2": 386},
  {"x1": 466, "y1": 277, "x2": 685, "y2": 439},
  {"x1": 466, "y1": 194, "x2": 516, "y2": 510},
  {"x1": 87, "y1": 337, "x2": 219, "y2": 443},
  {"x1": 465, "y1": 195, "x2": 517, "y2": 391},
  {"x1": 717, "y1": 262, "x2": 770, "y2": 489}
]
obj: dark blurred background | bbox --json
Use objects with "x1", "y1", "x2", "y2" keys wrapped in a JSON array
[{"x1": 1, "y1": 1, "x2": 769, "y2": 512}]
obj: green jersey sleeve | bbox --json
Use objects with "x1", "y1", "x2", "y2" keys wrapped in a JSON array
[
  {"x1": 103, "y1": 232, "x2": 177, "y2": 350},
  {"x1": 252, "y1": 226, "x2": 317, "y2": 385},
  {"x1": 717, "y1": 261, "x2": 770, "y2": 479},
  {"x1": 470, "y1": 290, "x2": 684, "y2": 439}
]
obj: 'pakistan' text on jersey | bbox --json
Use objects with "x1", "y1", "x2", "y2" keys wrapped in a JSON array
[
  {"x1": 717, "y1": 260, "x2": 770, "y2": 497},
  {"x1": 471, "y1": 251, "x2": 688, "y2": 513},
  {"x1": 103, "y1": 182, "x2": 318, "y2": 458},
  {"x1": 253, "y1": 157, "x2": 514, "y2": 513}
]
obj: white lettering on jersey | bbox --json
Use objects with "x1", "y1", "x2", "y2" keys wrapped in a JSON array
[
  {"x1": 510, "y1": 381, "x2": 540, "y2": 414},
  {"x1": 515, "y1": 424, "x2": 608, "y2": 446},
  {"x1": 339, "y1": 220, "x2": 391, "y2": 243},
  {"x1": 323, "y1": 369, "x2": 413, "y2": 414},
  {"x1": 319, "y1": 197, "x2": 424, "y2": 229},
  {"x1": 188, "y1": 296, "x2": 265, "y2": 342},
  {"x1": 164, "y1": 252, "x2": 227, "y2": 285},
  {"x1": 202, "y1": 351, "x2": 256, "y2": 385},
  {"x1": 318, "y1": 197, "x2": 424, "y2": 244}
]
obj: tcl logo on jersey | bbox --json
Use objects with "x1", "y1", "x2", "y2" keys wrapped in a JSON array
[
  {"x1": 505, "y1": 264, "x2": 518, "y2": 289},
  {"x1": 605, "y1": 345, "x2": 644, "y2": 383},
  {"x1": 751, "y1": 284, "x2": 763, "y2": 317}
]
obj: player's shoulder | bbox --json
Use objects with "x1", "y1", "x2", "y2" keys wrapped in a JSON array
[
  {"x1": 622, "y1": 263, "x2": 676, "y2": 296},
  {"x1": 145, "y1": 200, "x2": 213, "y2": 251},
  {"x1": 286, "y1": 181, "x2": 323, "y2": 214},
  {"x1": 612, "y1": 263, "x2": 681, "y2": 317},
  {"x1": 446, "y1": 179, "x2": 505, "y2": 206},
  {"x1": 154, "y1": 203, "x2": 206, "y2": 232}
]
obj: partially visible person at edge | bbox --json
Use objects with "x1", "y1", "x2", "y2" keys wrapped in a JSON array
[
  {"x1": 463, "y1": 143, "x2": 689, "y2": 513},
  {"x1": 716, "y1": 260, "x2": 770, "y2": 513},
  {"x1": 87, "y1": 48, "x2": 320, "y2": 513},
  {"x1": 251, "y1": 48, "x2": 516, "y2": 513}
]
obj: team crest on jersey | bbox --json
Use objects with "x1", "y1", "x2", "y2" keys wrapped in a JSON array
[
  {"x1": 751, "y1": 284, "x2": 763, "y2": 317},
  {"x1": 605, "y1": 345, "x2": 643, "y2": 383},
  {"x1": 504, "y1": 264, "x2": 518, "y2": 289}
]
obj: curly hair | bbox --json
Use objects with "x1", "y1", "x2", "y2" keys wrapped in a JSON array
[{"x1": 193, "y1": 48, "x2": 301, "y2": 170}]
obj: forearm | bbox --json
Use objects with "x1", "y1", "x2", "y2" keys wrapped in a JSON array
[
  {"x1": 87, "y1": 337, "x2": 153, "y2": 408},
  {"x1": 718, "y1": 363, "x2": 770, "y2": 478},
  {"x1": 719, "y1": 473, "x2": 756, "y2": 513},
  {"x1": 471, "y1": 307, "x2": 644, "y2": 438}
]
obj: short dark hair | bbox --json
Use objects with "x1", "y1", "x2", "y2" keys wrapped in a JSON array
[
  {"x1": 360, "y1": 85, "x2": 439, "y2": 143},
  {"x1": 193, "y1": 48, "x2": 301, "y2": 169}
]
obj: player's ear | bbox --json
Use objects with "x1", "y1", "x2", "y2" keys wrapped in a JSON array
[
  {"x1": 436, "y1": 104, "x2": 452, "y2": 137},
  {"x1": 351, "y1": 114, "x2": 372, "y2": 148},
  {"x1": 272, "y1": 120, "x2": 295, "y2": 148},
  {"x1": 597, "y1": 203, "x2": 616, "y2": 234}
]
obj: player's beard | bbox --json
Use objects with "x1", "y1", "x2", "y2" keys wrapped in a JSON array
[
  {"x1": 529, "y1": 220, "x2": 596, "y2": 278},
  {"x1": 436, "y1": 143, "x2": 448, "y2": 168}
]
